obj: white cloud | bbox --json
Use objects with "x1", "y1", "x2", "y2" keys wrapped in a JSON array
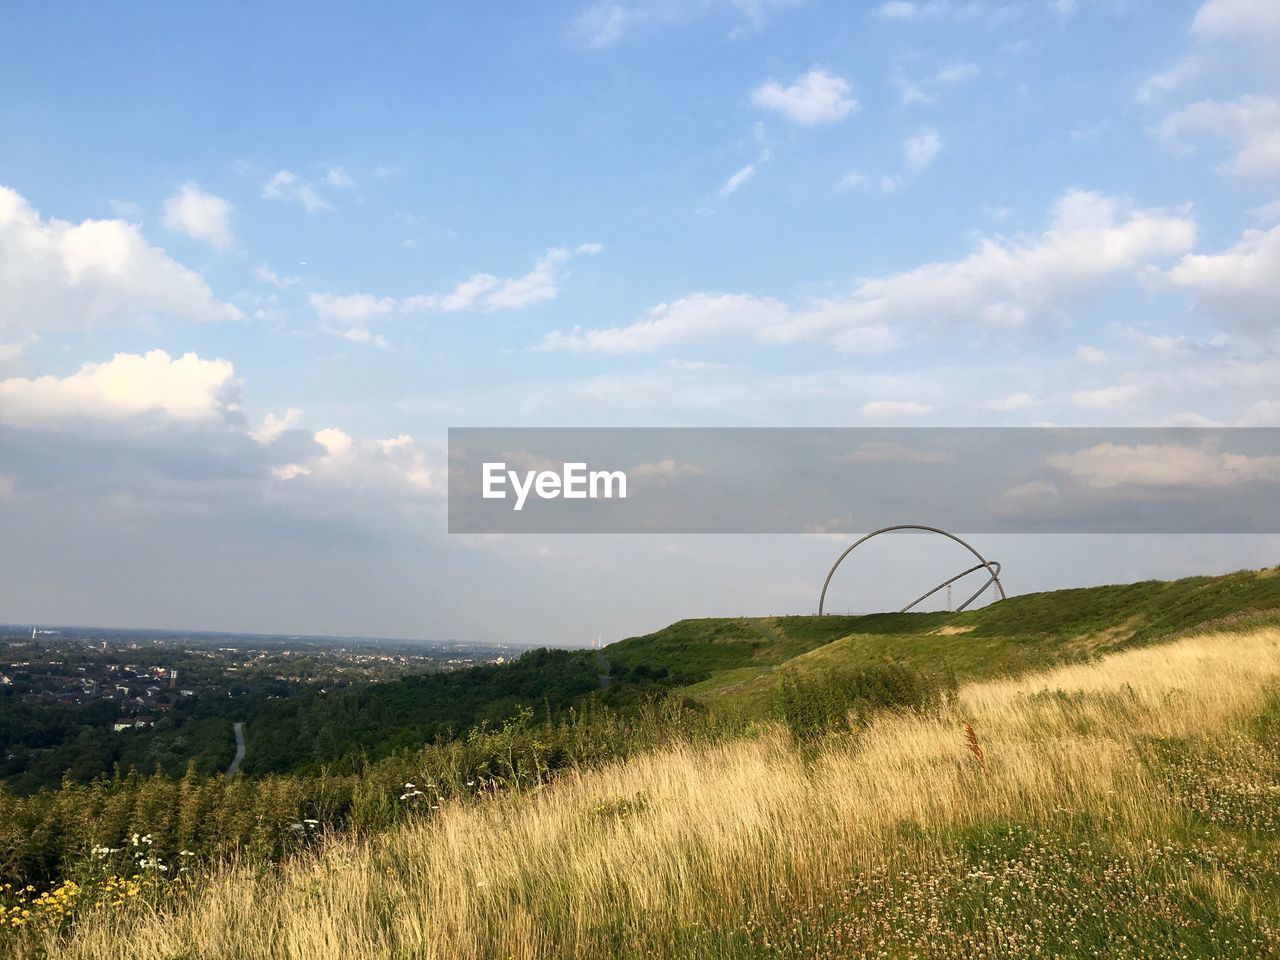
[
  {"x1": 541, "y1": 293, "x2": 794, "y2": 354},
  {"x1": 0, "y1": 334, "x2": 37, "y2": 363},
  {"x1": 1138, "y1": 0, "x2": 1278, "y2": 103},
  {"x1": 0, "y1": 350, "x2": 238, "y2": 427},
  {"x1": 314, "y1": 427, "x2": 353, "y2": 457},
  {"x1": 431, "y1": 273, "x2": 500, "y2": 311},
  {"x1": 1158, "y1": 95, "x2": 1280, "y2": 181},
  {"x1": 108, "y1": 199, "x2": 142, "y2": 218},
  {"x1": 893, "y1": 63, "x2": 978, "y2": 105},
  {"x1": 277, "y1": 430, "x2": 438, "y2": 494},
  {"x1": 484, "y1": 248, "x2": 580, "y2": 310},
  {"x1": 1241, "y1": 400, "x2": 1280, "y2": 426},
  {"x1": 0, "y1": 185, "x2": 241, "y2": 335},
  {"x1": 1070, "y1": 383, "x2": 1143, "y2": 409},
  {"x1": 1048, "y1": 441, "x2": 1280, "y2": 489},
  {"x1": 1125, "y1": 329, "x2": 1196, "y2": 356},
  {"x1": 836, "y1": 171, "x2": 866, "y2": 191},
  {"x1": 860, "y1": 400, "x2": 936, "y2": 417},
  {"x1": 251, "y1": 407, "x2": 302, "y2": 446},
  {"x1": 541, "y1": 192, "x2": 1196, "y2": 355},
  {"x1": 768, "y1": 191, "x2": 1195, "y2": 344},
  {"x1": 983, "y1": 392, "x2": 1035, "y2": 411},
  {"x1": 309, "y1": 292, "x2": 398, "y2": 326},
  {"x1": 254, "y1": 265, "x2": 301, "y2": 288},
  {"x1": 1076, "y1": 345, "x2": 1111, "y2": 365},
  {"x1": 1166, "y1": 223, "x2": 1280, "y2": 327},
  {"x1": 998, "y1": 479, "x2": 1060, "y2": 500},
  {"x1": 261, "y1": 170, "x2": 331, "y2": 212},
  {"x1": 308, "y1": 293, "x2": 396, "y2": 345},
  {"x1": 272, "y1": 463, "x2": 311, "y2": 481},
  {"x1": 720, "y1": 163, "x2": 757, "y2": 196},
  {"x1": 751, "y1": 70, "x2": 859, "y2": 125},
  {"x1": 1192, "y1": 0, "x2": 1280, "y2": 45},
  {"x1": 876, "y1": 1, "x2": 946, "y2": 20},
  {"x1": 720, "y1": 149, "x2": 771, "y2": 197},
  {"x1": 163, "y1": 183, "x2": 233, "y2": 250},
  {"x1": 323, "y1": 166, "x2": 356, "y2": 189},
  {"x1": 904, "y1": 129, "x2": 942, "y2": 171},
  {"x1": 1137, "y1": 56, "x2": 1207, "y2": 104},
  {"x1": 1250, "y1": 200, "x2": 1280, "y2": 222},
  {"x1": 569, "y1": 0, "x2": 799, "y2": 49},
  {"x1": 416, "y1": 250, "x2": 579, "y2": 312},
  {"x1": 936, "y1": 62, "x2": 979, "y2": 84},
  {"x1": 314, "y1": 245, "x2": 601, "y2": 341},
  {"x1": 571, "y1": 4, "x2": 631, "y2": 47}
]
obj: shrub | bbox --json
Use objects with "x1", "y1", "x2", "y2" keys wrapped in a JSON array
[{"x1": 777, "y1": 663, "x2": 947, "y2": 745}]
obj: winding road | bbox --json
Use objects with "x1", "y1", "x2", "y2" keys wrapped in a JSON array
[{"x1": 227, "y1": 721, "x2": 245, "y2": 776}]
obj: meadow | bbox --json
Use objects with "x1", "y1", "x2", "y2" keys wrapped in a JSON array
[{"x1": 8, "y1": 624, "x2": 1280, "y2": 959}]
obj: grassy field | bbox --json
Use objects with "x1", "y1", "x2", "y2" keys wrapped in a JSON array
[
  {"x1": 14, "y1": 623, "x2": 1280, "y2": 959},
  {"x1": 613, "y1": 566, "x2": 1280, "y2": 716}
]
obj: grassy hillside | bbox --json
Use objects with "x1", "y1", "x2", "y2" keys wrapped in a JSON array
[
  {"x1": 7, "y1": 565, "x2": 1280, "y2": 958},
  {"x1": 608, "y1": 565, "x2": 1280, "y2": 715},
  {"x1": 16, "y1": 626, "x2": 1280, "y2": 959}
]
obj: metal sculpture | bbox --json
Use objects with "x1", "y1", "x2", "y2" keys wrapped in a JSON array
[{"x1": 818, "y1": 524, "x2": 1005, "y2": 615}]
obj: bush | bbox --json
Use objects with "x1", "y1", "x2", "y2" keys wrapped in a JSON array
[{"x1": 777, "y1": 663, "x2": 947, "y2": 745}]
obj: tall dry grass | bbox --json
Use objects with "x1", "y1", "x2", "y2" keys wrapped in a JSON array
[{"x1": 20, "y1": 628, "x2": 1280, "y2": 960}]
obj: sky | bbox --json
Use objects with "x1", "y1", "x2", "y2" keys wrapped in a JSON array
[{"x1": 1, "y1": 0, "x2": 1279, "y2": 646}]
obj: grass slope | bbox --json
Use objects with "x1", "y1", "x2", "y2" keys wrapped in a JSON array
[
  {"x1": 608, "y1": 565, "x2": 1280, "y2": 716},
  {"x1": 21, "y1": 627, "x2": 1280, "y2": 959}
]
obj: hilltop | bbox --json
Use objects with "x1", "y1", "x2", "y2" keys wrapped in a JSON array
[
  {"x1": 13, "y1": 607, "x2": 1280, "y2": 958},
  {"x1": 605, "y1": 565, "x2": 1280, "y2": 715}
]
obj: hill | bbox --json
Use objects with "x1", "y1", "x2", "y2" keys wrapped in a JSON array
[
  {"x1": 14, "y1": 623, "x2": 1280, "y2": 959},
  {"x1": 6, "y1": 563, "x2": 1280, "y2": 959},
  {"x1": 605, "y1": 566, "x2": 1280, "y2": 715}
]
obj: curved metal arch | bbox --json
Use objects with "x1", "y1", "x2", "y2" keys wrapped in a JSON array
[
  {"x1": 901, "y1": 561, "x2": 1002, "y2": 614},
  {"x1": 818, "y1": 524, "x2": 1006, "y2": 615}
]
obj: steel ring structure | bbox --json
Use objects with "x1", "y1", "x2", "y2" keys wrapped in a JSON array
[{"x1": 818, "y1": 524, "x2": 1006, "y2": 616}]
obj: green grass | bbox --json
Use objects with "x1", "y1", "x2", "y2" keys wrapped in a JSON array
[
  {"x1": 608, "y1": 565, "x2": 1280, "y2": 718},
  {"x1": 656, "y1": 688, "x2": 1280, "y2": 960}
]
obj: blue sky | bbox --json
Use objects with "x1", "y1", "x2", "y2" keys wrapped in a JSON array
[{"x1": 2, "y1": 1, "x2": 1279, "y2": 644}]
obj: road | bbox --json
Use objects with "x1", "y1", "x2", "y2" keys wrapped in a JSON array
[{"x1": 227, "y1": 721, "x2": 245, "y2": 776}]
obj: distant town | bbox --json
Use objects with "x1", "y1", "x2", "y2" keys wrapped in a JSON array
[{"x1": 0, "y1": 625, "x2": 522, "y2": 791}]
